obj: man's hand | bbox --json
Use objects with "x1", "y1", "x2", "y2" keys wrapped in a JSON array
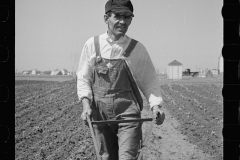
[
  {"x1": 81, "y1": 98, "x2": 92, "y2": 123},
  {"x1": 152, "y1": 105, "x2": 165, "y2": 125}
]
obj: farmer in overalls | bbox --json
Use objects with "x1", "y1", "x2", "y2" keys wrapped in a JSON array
[{"x1": 77, "y1": 0, "x2": 165, "y2": 159}]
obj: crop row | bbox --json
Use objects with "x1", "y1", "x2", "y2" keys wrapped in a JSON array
[
  {"x1": 160, "y1": 84, "x2": 223, "y2": 160},
  {"x1": 15, "y1": 80, "x2": 96, "y2": 160},
  {"x1": 15, "y1": 80, "x2": 223, "y2": 160}
]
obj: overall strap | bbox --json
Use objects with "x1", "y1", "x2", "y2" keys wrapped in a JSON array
[
  {"x1": 94, "y1": 36, "x2": 100, "y2": 57},
  {"x1": 124, "y1": 61, "x2": 143, "y2": 111},
  {"x1": 124, "y1": 39, "x2": 138, "y2": 57}
]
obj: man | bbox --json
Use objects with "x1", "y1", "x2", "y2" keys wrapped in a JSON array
[{"x1": 77, "y1": 0, "x2": 165, "y2": 159}]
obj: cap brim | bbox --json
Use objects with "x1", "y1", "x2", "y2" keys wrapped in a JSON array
[{"x1": 111, "y1": 9, "x2": 134, "y2": 17}]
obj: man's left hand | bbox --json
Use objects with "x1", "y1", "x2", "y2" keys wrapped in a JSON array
[{"x1": 152, "y1": 105, "x2": 165, "y2": 125}]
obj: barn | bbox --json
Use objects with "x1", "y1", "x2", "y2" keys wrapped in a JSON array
[
  {"x1": 205, "y1": 70, "x2": 214, "y2": 77},
  {"x1": 167, "y1": 60, "x2": 183, "y2": 80},
  {"x1": 211, "y1": 69, "x2": 219, "y2": 76},
  {"x1": 55, "y1": 71, "x2": 63, "y2": 75},
  {"x1": 61, "y1": 69, "x2": 68, "y2": 75},
  {"x1": 22, "y1": 71, "x2": 30, "y2": 75},
  {"x1": 198, "y1": 69, "x2": 214, "y2": 78},
  {"x1": 51, "y1": 70, "x2": 63, "y2": 75},
  {"x1": 50, "y1": 70, "x2": 55, "y2": 75}
]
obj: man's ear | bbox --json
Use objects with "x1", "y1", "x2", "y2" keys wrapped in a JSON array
[{"x1": 104, "y1": 14, "x2": 109, "y2": 24}]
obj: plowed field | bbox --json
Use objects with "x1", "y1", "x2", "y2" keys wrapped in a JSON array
[{"x1": 15, "y1": 77, "x2": 223, "y2": 160}]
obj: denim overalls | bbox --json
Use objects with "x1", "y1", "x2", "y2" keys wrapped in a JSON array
[{"x1": 91, "y1": 36, "x2": 143, "y2": 160}]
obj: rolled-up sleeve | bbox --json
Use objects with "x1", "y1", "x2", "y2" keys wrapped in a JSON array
[
  {"x1": 128, "y1": 43, "x2": 163, "y2": 109},
  {"x1": 76, "y1": 38, "x2": 95, "y2": 102}
]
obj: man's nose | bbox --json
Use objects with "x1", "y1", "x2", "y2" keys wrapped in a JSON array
[{"x1": 119, "y1": 17, "x2": 126, "y2": 24}]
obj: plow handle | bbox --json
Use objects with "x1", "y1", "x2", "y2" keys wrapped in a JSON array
[
  {"x1": 137, "y1": 117, "x2": 154, "y2": 160},
  {"x1": 87, "y1": 115, "x2": 101, "y2": 160}
]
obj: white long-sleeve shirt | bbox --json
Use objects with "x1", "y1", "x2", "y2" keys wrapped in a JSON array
[{"x1": 77, "y1": 32, "x2": 163, "y2": 109}]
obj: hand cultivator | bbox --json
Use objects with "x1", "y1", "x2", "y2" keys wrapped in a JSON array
[{"x1": 87, "y1": 115, "x2": 153, "y2": 160}]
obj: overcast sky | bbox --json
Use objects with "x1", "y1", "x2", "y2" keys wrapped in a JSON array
[{"x1": 15, "y1": 0, "x2": 223, "y2": 73}]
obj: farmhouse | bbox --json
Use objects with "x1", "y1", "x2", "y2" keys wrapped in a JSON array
[
  {"x1": 31, "y1": 69, "x2": 38, "y2": 75},
  {"x1": 167, "y1": 60, "x2": 183, "y2": 80}
]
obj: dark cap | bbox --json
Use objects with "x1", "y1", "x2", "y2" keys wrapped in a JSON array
[{"x1": 105, "y1": 0, "x2": 134, "y2": 16}]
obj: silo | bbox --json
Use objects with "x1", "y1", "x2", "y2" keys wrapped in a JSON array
[
  {"x1": 218, "y1": 54, "x2": 223, "y2": 74},
  {"x1": 167, "y1": 60, "x2": 183, "y2": 80}
]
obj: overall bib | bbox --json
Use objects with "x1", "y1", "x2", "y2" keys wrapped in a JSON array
[{"x1": 91, "y1": 36, "x2": 143, "y2": 160}]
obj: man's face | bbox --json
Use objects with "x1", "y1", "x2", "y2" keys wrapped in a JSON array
[{"x1": 105, "y1": 12, "x2": 132, "y2": 38}]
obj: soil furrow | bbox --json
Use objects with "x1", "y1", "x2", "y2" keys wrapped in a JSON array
[{"x1": 15, "y1": 79, "x2": 223, "y2": 160}]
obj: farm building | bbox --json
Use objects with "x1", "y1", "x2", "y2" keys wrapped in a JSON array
[
  {"x1": 211, "y1": 69, "x2": 219, "y2": 76},
  {"x1": 61, "y1": 69, "x2": 68, "y2": 75},
  {"x1": 198, "y1": 69, "x2": 214, "y2": 78},
  {"x1": 167, "y1": 60, "x2": 183, "y2": 80},
  {"x1": 51, "y1": 70, "x2": 63, "y2": 76},
  {"x1": 22, "y1": 71, "x2": 30, "y2": 75},
  {"x1": 51, "y1": 70, "x2": 56, "y2": 75},
  {"x1": 218, "y1": 54, "x2": 223, "y2": 74},
  {"x1": 68, "y1": 71, "x2": 76, "y2": 76},
  {"x1": 31, "y1": 69, "x2": 39, "y2": 75}
]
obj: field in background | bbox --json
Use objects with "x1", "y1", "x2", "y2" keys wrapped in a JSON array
[
  {"x1": 15, "y1": 73, "x2": 223, "y2": 83},
  {"x1": 15, "y1": 74, "x2": 223, "y2": 160},
  {"x1": 15, "y1": 74, "x2": 75, "y2": 82},
  {"x1": 157, "y1": 74, "x2": 223, "y2": 84}
]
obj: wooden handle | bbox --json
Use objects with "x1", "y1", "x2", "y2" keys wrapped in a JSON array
[
  {"x1": 88, "y1": 117, "x2": 154, "y2": 160},
  {"x1": 137, "y1": 120, "x2": 154, "y2": 160},
  {"x1": 87, "y1": 115, "x2": 101, "y2": 160},
  {"x1": 91, "y1": 118, "x2": 153, "y2": 125}
]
